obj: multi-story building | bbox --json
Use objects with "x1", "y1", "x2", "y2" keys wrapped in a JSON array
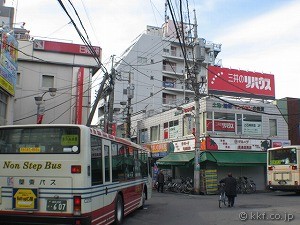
[
  {"x1": 276, "y1": 98, "x2": 300, "y2": 145},
  {"x1": 1, "y1": 2, "x2": 102, "y2": 126},
  {"x1": 13, "y1": 32, "x2": 102, "y2": 125},
  {"x1": 97, "y1": 20, "x2": 221, "y2": 136},
  {"x1": 0, "y1": 1, "x2": 16, "y2": 125},
  {"x1": 132, "y1": 66, "x2": 290, "y2": 193},
  {"x1": 0, "y1": 0, "x2": 13, "y2": 28}
]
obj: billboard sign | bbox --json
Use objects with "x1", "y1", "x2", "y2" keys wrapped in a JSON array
[
  {"x1": 0, "y1": 32, "x2": 18, "y2": 96},
  {"x1": 201, "y1": 136, "x2": 271, "y2": 151},
  {"x1": 208, "y1": 66, "x2": 275, "y2": 99},
  {"x1": 173, "y1": 139, "x2": 195, "y2": 152},
  {"x1": 207, "y1": 120, "x2": 236, "y2": 132},
  {"x1": 33, "y1": 40, "x2": 102, "y2": 58}
]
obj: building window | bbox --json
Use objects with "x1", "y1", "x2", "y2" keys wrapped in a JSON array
[
  {"x1": 163, "y1": 122, "x2": 169, "y2": 139},
  {"x1": 150, "y1": 125, "x2": 160, "y2": 141},
  {"x1": 183, "y1": 114, "x2": 194, "y2": 136},
  {"x1": 162, "y1": 60, "x2": 176, "y2": 72},
  {"x1": 170, "y1": 46, "x2": 177, "y2": 56},
  {"x1": 16, "y1": 72, "x2": 21, "y2": 86},
  {"x1": 269, "y1": 119, "x2": 277, "y2": 136},
  {"x1": 237, "y1": 114, "x2": 243, "y2": 134},
  {"x1": 242, "y1": 114, "x2": 262, "y2": 135},
  {"x1": 163, "y1": 93, "x2": 176, "y2": 105},
  {"x1": 164, "y1": 120, "x2": 179, "y2": 139},
  {"x1": 42, "y1": 75, "x2": 54, "y2": 88},
  {"x1": 207, "y1": 112, "x2": 235, "y2": 133},
  {"x1": 0, "y1": 92, "x2": 8, "y2": 125},
  {"x1": 214, "y1": 112, "x2": 235, "y2": 120},
  {"x1": 137, "y1": 57, "x2": 147, "y2": 64},
  {"x1": 139, "y1": 128, "x2": 148, "y2": 143},
  {"x1": 169, "y1": 120, "x2": 179, "y2": 139}
]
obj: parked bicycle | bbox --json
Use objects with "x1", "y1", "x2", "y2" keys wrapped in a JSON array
[
  {"x1": 164, "y1": 177, "x2": 193, "y2": 194},
  {"x1": 236, "y1": 176, "x2": 256, "y2": 194},
  {"x1": 218, "y1": 183, "x2": 228, "y2": 208},
  {"x1": 180, "y1": 177, "x2": 193, "y2": 194}
]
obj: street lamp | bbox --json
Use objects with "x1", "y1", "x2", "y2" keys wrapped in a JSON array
[{"x1": 34, "y1": 88, "x2": 57, "y2": 124}]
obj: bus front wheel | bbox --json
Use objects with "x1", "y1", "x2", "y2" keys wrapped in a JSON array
[
  {"x1": 139, "y1": 189, "x2": 146, "y2": 209},
  {"x1": 113, "y1": 194, "x2": 124, "y2": 225}
]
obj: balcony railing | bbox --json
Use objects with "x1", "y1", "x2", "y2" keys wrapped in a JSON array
[
  {"x1": 162, "y1": 65, "x2": 185, "y2": 74},
  {"x1": 162, "y1": 98, "x2": 177, "y2": 105},
  {"x1": 163, "y1": 81, "x2": 175, "y2": 88}
]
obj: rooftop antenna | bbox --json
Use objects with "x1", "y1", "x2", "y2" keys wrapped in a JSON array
[
  {"x1": 193, "y1": 9, "x2": 198, "y2": 39},
  {"x1": 13, "y1": 0, "x2": 19, "y2": 27}
]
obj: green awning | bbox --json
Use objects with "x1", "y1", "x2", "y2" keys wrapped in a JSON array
[
  {"x1": 200, "y1": 151, "x2": 267, "y2": 166},
  {"x1": 156, "y1": 152, "x2": 195, "y2": 166},
  {"x1": 156, "y1": 151, "x2": 267, "y2": 167}
]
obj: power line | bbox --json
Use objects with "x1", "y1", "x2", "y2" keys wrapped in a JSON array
[{"x1": 56, "y1": 0, "x2": 106, "y2": 74}]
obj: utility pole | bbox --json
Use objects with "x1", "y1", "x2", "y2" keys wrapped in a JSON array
[
  {"x1": 192, "y1": 10, "x2": 206, "y2": 195},
  {"x1": 86, "y1": 72, "x2": 110, "y2": 127},
  {"x1": 126, "y1": 72, "x2": 134, "y2": 139},
  {"x1": 107, "y1": 55, "x2": 116, "y2": 134}
]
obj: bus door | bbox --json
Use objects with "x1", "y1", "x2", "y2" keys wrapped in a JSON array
[{"x1": 102, "y1": 139, "x2": 114, "y2": 206}]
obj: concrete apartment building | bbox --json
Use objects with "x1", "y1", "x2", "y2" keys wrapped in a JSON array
[{"x1": 99, "y1": 19, "x2": 221, "y2": 137}]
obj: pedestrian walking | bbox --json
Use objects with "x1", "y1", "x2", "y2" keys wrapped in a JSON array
[
  {"x1": 156, "y1": 170, "x2": 165, "y2": 193},
  {"x1": 219, "y1": 173, "x2": 237, "y2": 207}
]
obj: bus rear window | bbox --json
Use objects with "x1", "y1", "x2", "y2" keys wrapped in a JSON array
[
  {"x1": 269, "y1": 148, "x2": 297, "y2": 165},
  {"x1": 0, "y1": 127, "x2": 80, "y2": 154}
]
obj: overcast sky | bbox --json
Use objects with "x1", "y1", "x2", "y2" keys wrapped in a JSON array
[{"x1": 7, "y1": 0, "x2": 300, "y2": 99}]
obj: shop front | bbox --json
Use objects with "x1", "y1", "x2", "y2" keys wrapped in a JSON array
[
  {"x1": 200, "y1": 151, "x2": 267, "y2": 193},
  {"x1": 156, "y1": 150, "x2": 267, "y2": 194}
]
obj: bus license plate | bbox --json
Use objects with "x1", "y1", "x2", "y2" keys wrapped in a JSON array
[{"x1": 46, "y1": 199, "x2": 67, "y2": 212}]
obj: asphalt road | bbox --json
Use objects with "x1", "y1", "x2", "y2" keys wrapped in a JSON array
[{"x1": 123, "y1": 190, "x2": 300, "y2": 225}]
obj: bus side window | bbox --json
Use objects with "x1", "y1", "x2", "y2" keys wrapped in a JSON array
[{"x1": 91, "y1": 135, "x2": 103, "y2": 185}]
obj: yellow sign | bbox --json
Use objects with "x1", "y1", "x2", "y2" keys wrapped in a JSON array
[
  {"x1": 0, "y1": 75, "x2": 14, "y2": 96},
  {"x1": 61, "y1": 135, "x2": 79, "y2": 146},
  {"x1": 270, "y1": 160, "x2": 282, "y2": 165},
  {"x1": 20, "y1": 147, "x2": 41, "y2": 153},
  {"x1": 13, "y1": 189, "x2": 37, "y2": 209}
]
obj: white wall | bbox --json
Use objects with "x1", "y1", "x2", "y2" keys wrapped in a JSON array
[{"x1": 13, "y1": 40, "x2": 96, "y2": 125}]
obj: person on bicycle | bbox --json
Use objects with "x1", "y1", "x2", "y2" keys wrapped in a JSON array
[{"x1": 219, "y1": 173, "x2": 237, "y2": 207}]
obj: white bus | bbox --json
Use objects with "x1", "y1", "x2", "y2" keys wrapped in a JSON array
[
  {"x1": 0, "y1": 124, "x2": 152, "y2": 225},
  {"x1": 267, "y1": 145, "x2": 300, "y2": 192}
]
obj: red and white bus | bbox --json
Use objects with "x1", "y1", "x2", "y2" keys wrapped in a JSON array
[
  {"x1": 267, "y1": 145, "x2": 300, "y2": 192},
  {"x1": 0, "y1": 124, "x2": 152, "y2": 225}
]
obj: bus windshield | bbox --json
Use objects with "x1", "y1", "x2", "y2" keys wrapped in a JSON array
[
  {"x1": 269, "y1": 148, "x2": 297, "y2": 165},
  {"x1": 0, "y1": 126, "x2": 80, "y2": 154}
]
